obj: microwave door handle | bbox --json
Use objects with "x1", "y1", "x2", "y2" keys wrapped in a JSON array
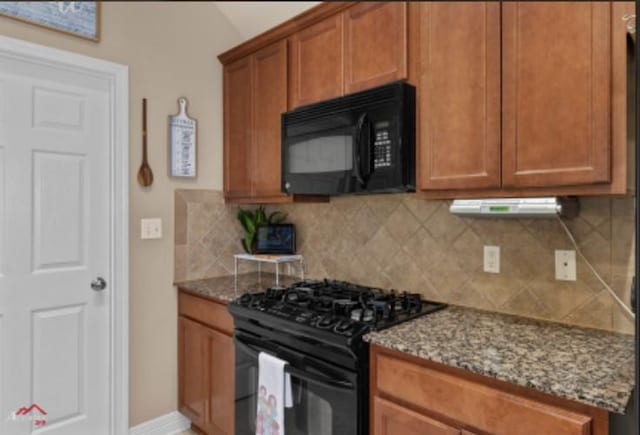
[
  {"x1": 353, "y1": 113, "x2": 367, "y2": 187},
  {"x1": 361, "y1": 116, "x2": 374, "y2": 181}
]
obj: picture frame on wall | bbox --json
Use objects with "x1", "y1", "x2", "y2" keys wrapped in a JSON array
[
  {"x1": 0, "y1": 2, "x2": 101, "y2": 42},
  {"x1": 169, "y1": 97, "x2": 197, "y2": 179}
]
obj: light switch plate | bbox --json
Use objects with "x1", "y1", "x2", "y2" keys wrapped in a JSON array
[
  {"x1": 555, "y1": 250, "x2": 576, "y2": 281},
  {"x1": 141, "y1": 218, "x2": 162, "y2": 240},
  {"x1": 483, "y1": 245, "x2": 500, "y2": 274}
]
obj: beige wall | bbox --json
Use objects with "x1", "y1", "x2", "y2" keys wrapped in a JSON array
[
  {"x1": 0, "y1": 2, "x2": 242, "y2": 426},
  {"x1": 176, "y1": 190, "x2": 636, "y2": 335}
]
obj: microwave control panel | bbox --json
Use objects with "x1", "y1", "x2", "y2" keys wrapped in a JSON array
[{"x1": 373, "y1": 125, "x2": 392, "y2": 169}]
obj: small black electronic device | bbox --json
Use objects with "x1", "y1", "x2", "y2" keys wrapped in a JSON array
[{"x1": 254, "y1": 224, "x2": 296, "y2": 255}]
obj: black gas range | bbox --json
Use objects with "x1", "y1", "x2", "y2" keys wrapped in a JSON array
[{"x1": 229, "y1": 279, "x2": 446, "y2": 435}]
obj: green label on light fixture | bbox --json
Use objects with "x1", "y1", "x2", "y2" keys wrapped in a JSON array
[{"x1": 489, "y1": 206, "x2": 511, "y2": 212}]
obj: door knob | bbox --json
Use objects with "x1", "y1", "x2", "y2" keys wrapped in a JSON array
[{"x1": 91, "y1": 277, "x2": 107, "y2": 291}]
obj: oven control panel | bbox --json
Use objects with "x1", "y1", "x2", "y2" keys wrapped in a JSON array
[{"x1": 373, "y1": 124, "x2": 392, "y2": 169}]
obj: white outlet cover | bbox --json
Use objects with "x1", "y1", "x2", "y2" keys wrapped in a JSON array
[
  {"x1": 555, "y1": 250, "x2": 576, "y2": 281},
  {"x1": 483, "y1": 245, "x2": 500, "y2": 274},
  {"x1": 141, "y1": 218, "x2": 162, "y2": 240}
]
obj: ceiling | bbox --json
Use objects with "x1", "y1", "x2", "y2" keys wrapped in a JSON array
[{"x1": 214, "y1": 2, "x2": 320, "y2": 41}]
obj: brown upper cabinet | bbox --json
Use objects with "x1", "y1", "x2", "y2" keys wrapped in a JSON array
[
  {"x1": 417, "y1": 1, "x2": 633, "y2": 198},
  {"x1": 223, "y1": 40, "x2": 291, "y2": 203},
  {"x1": 417, "y1": 2, "x2": 501, "y2": 191},
  {"x1": 220, "y1": 1, "x2": 632, "y2": 202},
  {"x1": 289, "y1": 14, "x2": 344, "y2": 108},
  {"x1": 223, "y1": 56, "x2": 252, "y2": 200},
  {"x1": 251, "y1": 41, "x2": 289, "y2": 200},
  {"x1": 502, "y1": 2, "x2": 611, "y2": 188},
  {"x1": 289, "y1": 2, "x2": 408, "y2": 109},
  {"x1": 344, "y1": 2, "x2": 408, "y2": 93}
]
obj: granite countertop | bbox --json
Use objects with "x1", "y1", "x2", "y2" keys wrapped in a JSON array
[
  {"x1": 175, "y1": 272, "x2": 301, "y2": 303},
  {"x1": 365, "y1": 306, "x2": 635, "y2": 414}
]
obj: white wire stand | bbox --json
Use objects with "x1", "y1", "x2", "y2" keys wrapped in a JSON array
[{"x1": 234, "y1": 254, "x2": 304, "y2": 288}]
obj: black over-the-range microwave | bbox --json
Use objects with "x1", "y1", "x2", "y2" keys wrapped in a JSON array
[{"x1": 281, "y1": 81, "x2": 415, "y2": 195}]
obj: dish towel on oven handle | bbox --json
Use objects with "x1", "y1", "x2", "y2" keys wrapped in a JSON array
[{"x1": 257, "y1": 352, "x2": 293, "y2": 435}]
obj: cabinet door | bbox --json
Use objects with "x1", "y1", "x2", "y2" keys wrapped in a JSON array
[
  {"x1": 376, "y1": 351, "x2": 593, "y2": 435},
  {"x1": 178, "y1": 317, "x2": 210, "y2": 430},
  {"x1": 417, "y1": 2, "x2": 501, "y2": 190},
  {"x1": 502, "y1": 2, "x2": 611, "y2": 187},
  {"x1": 344, "y1": 2, "x2": 407, "y2": 93},
  {"x1": 289, "y1": 14, "x2": 343, "y2": 108},
  {"x1": 252, "y1": 40, "x2": 288, "y2": 199},
  {"x1": 374, "y1": 396, "x2": 461, "y2": 435},
  {"x1": 207, "y1": 328, "x2": 235, "y2": 435},
  {"x1": 223, "y1": 57, "x2": 253, "y2": 198}
]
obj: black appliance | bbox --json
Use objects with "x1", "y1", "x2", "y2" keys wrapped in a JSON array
[
  {"x1": 228, "y1": 279, "x2": 446, "y2": 435},
  {"x1": 281, "y1": 81, "x2": 416, "y2": 195},
  {"x1": 255, "y1": 224, "x2": 296, "y2": 255}
]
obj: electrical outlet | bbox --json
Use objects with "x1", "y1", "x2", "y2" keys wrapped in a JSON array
[
  {"x1": 141, "y1": 218, "x2": 162, "y2": 240},
  {"x1": 483, "y1": 245, "x2": 500, "y2": 274},
  {"x1": 555, "y1": 250, "x2": 576, "y2": 281}
]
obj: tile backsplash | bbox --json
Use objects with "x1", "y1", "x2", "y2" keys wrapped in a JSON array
[{"x1": 175, "y1": 189, "x2": 635, "y2": 334}]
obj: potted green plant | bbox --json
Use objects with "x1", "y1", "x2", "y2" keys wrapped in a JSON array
[{"x1": 237, "y1": 205, "x2": 287, "y2": 254}]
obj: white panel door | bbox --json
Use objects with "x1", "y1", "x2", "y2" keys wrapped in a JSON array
[{"x1": 0, "y1": 55, "x2": 110, "y2": 435}]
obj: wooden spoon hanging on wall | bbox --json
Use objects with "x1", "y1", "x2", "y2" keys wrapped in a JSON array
[{"x1": 137, "y1": 98, "x2": 154, "y2": 187}]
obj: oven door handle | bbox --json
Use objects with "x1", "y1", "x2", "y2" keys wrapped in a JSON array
[
  {"x1": 285, "y1": 365, "x2": 354, "y2": 391},
  {"x1": 235, "y1": 337, "x2": 355, "y2": 392},
  {"x1": 235, "y1": 334, "x2": 279, "y2": 356}
]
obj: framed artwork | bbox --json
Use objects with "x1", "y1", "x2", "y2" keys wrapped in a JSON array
[
  {"x1": 168, "y1": 97, "x2": 197, "y2": 178},
  {"x1": 0, "y1": 2, "x2": 100, "y2": 41}
]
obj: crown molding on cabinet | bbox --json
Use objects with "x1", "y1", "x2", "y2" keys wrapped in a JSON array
[{"x1": 218, "y1": 2, "x2": 353, "y2": 65}]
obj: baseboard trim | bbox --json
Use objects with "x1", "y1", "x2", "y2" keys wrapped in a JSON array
[{"x1": 129, "y1": 411, "x2": 191, "y2": 435}]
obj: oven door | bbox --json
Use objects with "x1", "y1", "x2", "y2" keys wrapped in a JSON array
[{"x1": 235, "y1": 332, "x2": 362, "y2": 435}]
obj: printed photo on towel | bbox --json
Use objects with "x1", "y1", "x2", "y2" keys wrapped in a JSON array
[{"x1": 256, "y1": 384, "x2": 280, "y2": 435}]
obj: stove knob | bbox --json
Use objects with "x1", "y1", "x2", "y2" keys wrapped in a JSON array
[
  {"x1": 286, "y1": 292, "x2": 298, "y2": 302},
  {"x1": 363, "y1": 309, "x2": 374, "y2": 322},
  {"x1": 334, "y1": 319, "x2": 354, "y2": 335},
  {"x1": 350, "y1": 308, "x2": 362, "y2": 321},
  {"x1": 316, "y1": 315, "x2": 336, "y2": 329},
  {"x1": 238, "y1": 293, "x2": 252, "y2": 306}
]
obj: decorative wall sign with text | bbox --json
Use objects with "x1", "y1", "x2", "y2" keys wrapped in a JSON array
[
  {"x1": 0, "y1": 2, "x2": 100, "y2": 41},
  {"x1": 169, "y1": 97, "x2": 197, "y2": 178}
]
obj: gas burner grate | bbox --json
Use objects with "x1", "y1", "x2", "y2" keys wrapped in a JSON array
[{"x1": 233, "y1": 278, "x2": 447, "y2": 337}]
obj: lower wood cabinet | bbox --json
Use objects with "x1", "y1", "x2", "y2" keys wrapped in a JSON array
[
  {"x1": 370, "y1": 345, "x2": 609, "y2": 435},
  {"x1": 374, "y1": 396, "x2": 463, "y2": 435},
  {"x1": 178, "y1": 316, "x2": 210, "y2": 430},
  {"x1": 178, "y1": 291, "x2": 234, "y2": 435}
]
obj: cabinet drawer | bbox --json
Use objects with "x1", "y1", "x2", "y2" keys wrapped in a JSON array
[
  {"x1": 178, "y1": 291, "x2": 233, "y2": 335},
  {"x1": 376, "y1": 354, "x2": 592, "y2": 435},
  {"x1": 374, "y1": 396, "x2": 461, "y2": 435}
]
